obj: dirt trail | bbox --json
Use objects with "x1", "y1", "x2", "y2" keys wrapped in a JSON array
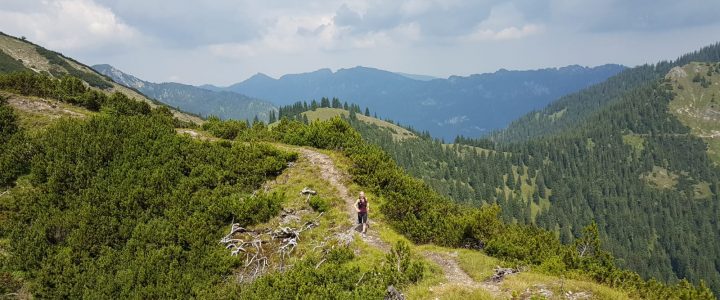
[
  {"x1": 423, "y1": 251, "x2": 503, "y2": 296},
  {"x1": 295, "y1": 147, "x2": 504, "y2": 296},
  {"x1": 296, "y1": 148, "x2": 390, "y2": 251}
]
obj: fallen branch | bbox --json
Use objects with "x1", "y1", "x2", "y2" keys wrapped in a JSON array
[
  {"x1": 314, "y1": 258, "x2": 327, "y2": 270},
  {"x1": 219, "y1": 212, "x2": 324, "y2": 281},
  {"x1": 355, "y1": 272, "x2": 366, "y2": 286}
]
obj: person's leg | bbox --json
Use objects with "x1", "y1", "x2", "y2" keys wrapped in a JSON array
[{"x1": 362, "y1": 213, "x2": 368, "y2": 234}]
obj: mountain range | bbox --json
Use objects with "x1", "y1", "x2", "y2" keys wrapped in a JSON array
[
  {"x1": 1, "y1": 30, "x2": 718, "y2": 299},
  {"x1": 207, "y1": 64, "x2": 625, "y2": 140},
  {"x1": 92, "y1": 64, "x2": 276, "y2": 122}
]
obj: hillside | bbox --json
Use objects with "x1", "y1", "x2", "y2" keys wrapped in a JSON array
[
  {"x1": 300, "y1": 107, "x2": 416, "y2": 141},
  {"x1": 219, "y1": 64, "x2": 625, "y2": 140},
  {"x1": 0, "y1": 32, "x2": 202, "y2": 124},
  {"x1": 93, "y1": 64, "x2": 277, "y2": 122},
  {"x1": 265, "y1": 57, "x2": 720, "y2": 294},
  {"x1": 2, "y1": 69, "x2": 713, "y2": 299},
  {"x1": 351, "y1": 60, "x2": 720, "y2": 296},
  {"x1": 666, "y1": 62, "x2": 720, "y2": 163},
  {"x1": 493, "y1": 42, "x2": 720, "y2": 144}
]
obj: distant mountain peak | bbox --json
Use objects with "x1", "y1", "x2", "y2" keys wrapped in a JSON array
[
  {"x1": 92, "y1": 64, "x2": 276, "y2": 121},
  {"x1": 91, "y1": 64, "x2": 146, "y2": 90},
  {"x1": 250, "y1": 72, "x2": 274, "y2": 80}
]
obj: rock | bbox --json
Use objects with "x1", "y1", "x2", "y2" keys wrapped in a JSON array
[
  {"x1": 490, "y1": 266, "x2": 518, "y2": 282},
  {"x1": 384, "y1": 285, "x2": 405, "y2": 300},
  {"x1": 666, "y1": 66, "x2": 688, "y2": 80},
  {"x1": 300, "y1": 187, "x2": 317, "y2": 195}
]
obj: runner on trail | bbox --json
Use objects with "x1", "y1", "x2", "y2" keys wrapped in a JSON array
[{"x1": 355, "y1": 191, "x2": 369, "y2": 236}]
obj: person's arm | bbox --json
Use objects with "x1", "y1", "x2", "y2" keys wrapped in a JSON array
[{"x1": 354, "y1": 199, "x2": 360, "y2": 212}]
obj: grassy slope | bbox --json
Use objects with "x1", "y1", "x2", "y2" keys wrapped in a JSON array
[
  {"x1": 0, "y1": 94, "x2": 637, "y2": 299},
  {"x1": 2, "y1": 91, "x2": 94, "y2": 133},
  {"x1": 317, "y1": 147, "x2": 631, "y2": 299},
  {"x1": 302, "y1": 108, "x2": 416, "y2": 141},
  {"x1": 0, "y1": 33, "x2": 202, "y2": 125},
  {"x1": 667, "y1": 62, "x2": 720, "y2": 164}
]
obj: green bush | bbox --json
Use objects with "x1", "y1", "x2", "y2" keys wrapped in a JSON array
[
  {"x1": 235, "y1": 192, "x2": 285, "y2": 226},
  {"x1": 383, "y1": 241, "x2": 425, "y2": 285},
  {"x1": 0, "y1": 98, "x2": 33, "y2": 187},
  {"x1": 235, "y1": 247, "x2": 387, "y2": 299},
  {"x1": 308, "y1": 195, "x2": 329, "y2": 212},
  {"x1": 1, "y1": 113, "x2": 294, "y2": 298},
  {"x1": 202, "y1": 116, "x2": 248, "y2": 140},
  {"x1": 234, "y1": 243, "x2": 426, "y2": 299}
]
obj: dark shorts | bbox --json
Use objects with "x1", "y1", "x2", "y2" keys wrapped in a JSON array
[{"x1": 357, "y1": 212, "x2": 368, "y2": 224}]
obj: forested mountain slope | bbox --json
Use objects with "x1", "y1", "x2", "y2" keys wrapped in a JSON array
[
  {"x1": 345, "y1": 61, "x2": 720, "y2": 295},
  {"x1": 93, "y1": 64, "x2": 277, "y2": 122},
  {"x1": 0, "y1": 32, "x2": 202, "y2": 124},
  {"x1": 493, "y1": 42, "x2": 720, "y2": 144},
  {"x1": 0, "y1": 69, "x2": 713, "y2": 298},
  {"x1": 0, "y1": 35, "x2": 715, "y2": 299}
]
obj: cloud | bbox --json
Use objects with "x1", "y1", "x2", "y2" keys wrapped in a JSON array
[
  {"x1": 465, "y1": 24, "x2": 544, "y2": 41},
  {"x1": 438, "y1": 115, "x2": 469, "y2": 126},
  {"x1": 4, "y1": 0, "x2": 720, "y2": 86},
  {"x1": 548, "y1": 0, "x2": 720, "y2": 33},
  {"x1": 93, "y1": 0, "x2": 263, "y2": 47},
  {"x1": 0, "y1": 0, "x2": 143, "y2": 53},
  {"x1": 461, "y1": 2, "x2": 544, "y2": 41}
]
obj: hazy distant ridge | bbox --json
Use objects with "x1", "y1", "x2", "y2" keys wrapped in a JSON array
[
  {"x1": 218, "y1": 64, "x2": 626, "y2": 139},
  {"x1": 93, "y1": 64, "x2": 276, "y2": 121}
]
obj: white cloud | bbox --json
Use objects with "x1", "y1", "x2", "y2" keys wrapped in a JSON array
[
  {"x1": 204, "y1": 11, "x2": 424, "y2": 60},
  {"x1": 206, "y1": 43, "x2": 257, "y2": 59},
  {"x1": 465, "y1": 24, "x2": 544, "y2": 41},
  {"x1": 438, "y1": 115, "x2": 469, "y2": 126},
  {"x1": 461, "y1": 3, "x2": 544, "y2": 42},
  {"x1": 0, "y1": 0, "x2": 143, "y2": 52}
]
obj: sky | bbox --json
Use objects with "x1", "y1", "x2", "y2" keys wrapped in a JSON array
[{"x1": 1, "y1": 0, "x2": 720, "y2": 86}]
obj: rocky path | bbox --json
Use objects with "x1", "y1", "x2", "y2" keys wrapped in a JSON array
[
  {"x1": 296, "y1": 148, "x2": 390, "y2": 251},
  {"x1": 295, "y1": 147, "x2": 504, "y2": 297}
]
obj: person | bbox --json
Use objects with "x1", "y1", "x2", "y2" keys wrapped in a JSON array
[{"x1": 355, "y1": 191, "x2": 369, "y2": 236}]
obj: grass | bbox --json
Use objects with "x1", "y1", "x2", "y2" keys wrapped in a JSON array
[
  {"x1": 640, "y1": 166, "x2": 679, "y2": 190},
  {"x1": 302, "y1": 108, "x2": 416, "y2": 140},
  {"x1": 502, "y1": 272, "x2": 633, "y2": 300},
  {"x1": 622, "y1": 134, "x2": 645, "y2": 158},
  {"x1": 442, "y1": 144, "x2": 498, "y2": 157},
  {"x1": 667, "y1": 62, "x2": 720, "y2": 164},
  {"x1": 693, "y1": 181, "x2": 713, "y2": 200},
  {"x1": 406, "y1": 282, "x2": 495, "y2": 300},
  {"x1": 549, "y1": 107, "x2": 567, "y2": 122},
  {"x1": 2, "y1": 92, "x2": 94, "y2": 133}
]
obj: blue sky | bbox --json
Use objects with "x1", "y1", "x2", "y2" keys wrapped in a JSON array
[{"x1": 1, "y1": 0, "x2": 720, "y2": 85}]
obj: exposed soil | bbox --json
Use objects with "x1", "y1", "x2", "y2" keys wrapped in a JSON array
[
  {"x1": 6, "y1": 94, "x2": 87, "y2": 119},
  {"x1": 295, "y1": 147, "x2": 510, "y2": 297},
  {"x1": 296, "y1": 148, "x2": 391, "y2": 252}
]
